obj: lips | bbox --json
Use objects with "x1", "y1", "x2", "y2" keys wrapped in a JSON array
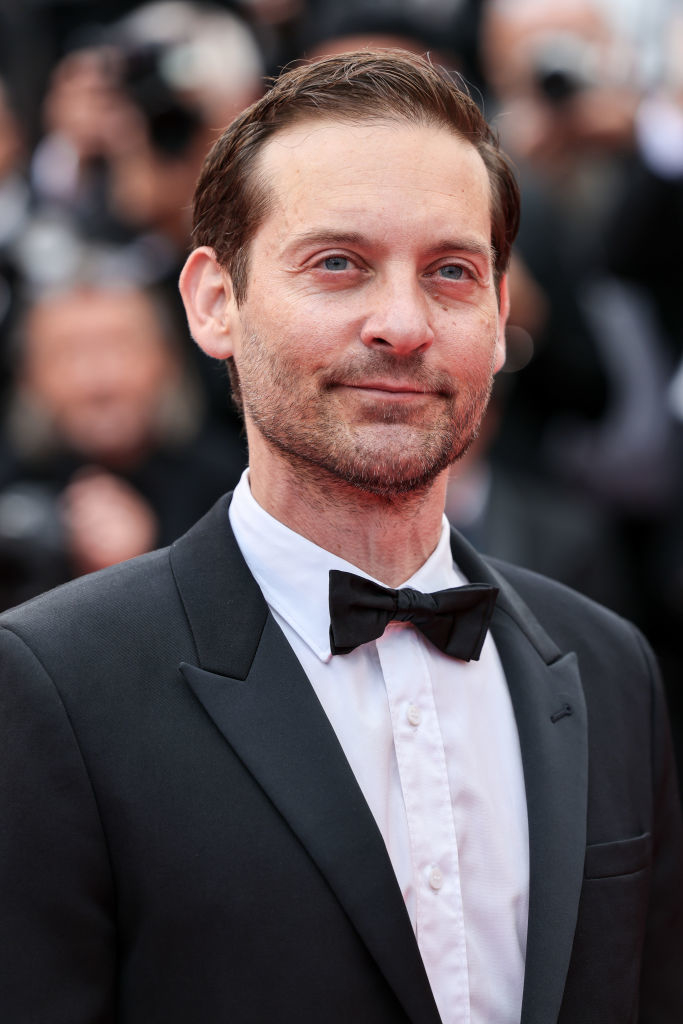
[
  {"x1": 323, "y1": 357, "x2": 455, "y2": 398},
  {"x1": 336, "y1": 380, "x2": 445, "y2": 398},
  {"x1": 347, "y1": 381, "x2": 424, "y2": 392}
]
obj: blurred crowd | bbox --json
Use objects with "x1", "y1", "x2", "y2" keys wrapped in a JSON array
[{"x1": 0, "y1": 0, "x2": 682, "y2": 767}]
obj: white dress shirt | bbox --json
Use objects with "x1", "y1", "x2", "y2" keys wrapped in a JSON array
[{"x1": 229, "y1": 470, "x2": 529, "y2": 1024}]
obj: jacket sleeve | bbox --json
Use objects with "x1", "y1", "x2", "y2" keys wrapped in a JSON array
[
  {"x1": 637, "y1": 628, "x2": 683, "y2": 1021},
  {"x1": 0, "y1": 625, "x2": 117, "y2": 1024}
]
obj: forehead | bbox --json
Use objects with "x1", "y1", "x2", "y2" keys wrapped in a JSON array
[
  {"x1": 27, "y1": 290, "x2": 164, "y2": 354},
  {"x1": 253, "y1": 116, "x2": 493, "y2": 246}
]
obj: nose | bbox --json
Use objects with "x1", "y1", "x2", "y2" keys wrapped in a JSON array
[{"x1": 359, "y1": 273, "x2": 434, "y2": 355}]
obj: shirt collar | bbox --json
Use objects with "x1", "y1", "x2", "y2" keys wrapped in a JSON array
[{"x1": 228, "y1": 468, "x2": 468, "y2": 662}]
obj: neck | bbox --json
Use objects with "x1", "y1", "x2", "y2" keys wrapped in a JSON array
[{"x1": 248, "y1": 442, "x2": 448, "y2": 588}]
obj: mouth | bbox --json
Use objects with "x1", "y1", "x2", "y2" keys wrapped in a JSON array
[{"x1": 335, "y1": 381, "x2": 444, "y2": 399}]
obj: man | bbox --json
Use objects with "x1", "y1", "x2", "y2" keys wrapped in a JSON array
[
  {"x1": 0, "y1": 283, "x2": 243, "y2": 608},
  {"x1": 1, "y1": 51, "x2": 681, "y2": 1024}
]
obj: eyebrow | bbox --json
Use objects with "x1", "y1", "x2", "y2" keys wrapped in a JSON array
[
  {"x1": 426, "y1": 238, "x2": 494, "y2": 264},
  {"x1": 285, "y1": 229, "x2": 494, "y2": 264},
  {"x1": 285, "y1": 230, "x2": 368, "y2": 252}
]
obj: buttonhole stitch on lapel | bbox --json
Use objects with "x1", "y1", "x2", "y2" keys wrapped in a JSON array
[{"x1": 550, "y1": 703, "x2": 573, "y2": 724}]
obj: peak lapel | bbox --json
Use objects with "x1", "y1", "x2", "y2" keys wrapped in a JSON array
[
  {"x1": 450, "y1": 528, "x2": 588, "y2": 1024},
  {"x1": 170, "y1": 496, "x2": 442, "y2": 1024},
  {"x1": 492, "y1": 615, "x2": 587, "y2": 1024}
]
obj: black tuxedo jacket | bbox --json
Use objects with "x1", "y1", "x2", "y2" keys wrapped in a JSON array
[{"x1": 1, "y1": 494, "x2": 682, "y2": 1023}]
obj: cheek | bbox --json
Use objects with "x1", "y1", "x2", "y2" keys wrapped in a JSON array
[
  {"x1": 441, "y1": 310, "x2": 500, "y2": 373},
  {"x1": 243, "y1": 304, "x2": 351, "y2": 377}
]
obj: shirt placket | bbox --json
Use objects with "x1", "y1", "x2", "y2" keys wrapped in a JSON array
[{"x1": 377, "y1": 624, "x2": 471, "y2": 1024}]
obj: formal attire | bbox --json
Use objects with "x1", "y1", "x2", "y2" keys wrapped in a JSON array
[
  {"x1": 229, "y1": 471, "x2": 528, "y2": 1023},
  {"x1": 1, "y1": 488, "x2": 682, "y2": 1023}
]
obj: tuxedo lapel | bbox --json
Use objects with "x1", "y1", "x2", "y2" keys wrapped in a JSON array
[
  {"x1": 450, "y1": 528, "x2": 588, "y2": 1024},
  {"x1": 169, "y1": 497, "x2": 588, "y2": 1024},
  {"x1": 170, "y1": 496, "x2": 442, "y2": 1024}
]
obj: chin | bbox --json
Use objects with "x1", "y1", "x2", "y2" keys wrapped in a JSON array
[{"x1": 315, "y1": 443, "x2": 461, "y2": 500}]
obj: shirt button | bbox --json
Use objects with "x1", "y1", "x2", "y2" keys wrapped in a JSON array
[
  {"x1": 428, "y1": 866, "x2": 444, "y2": 891},
  {"x1": 407, "y1": 704, "x2": 422, "y2": 727}
]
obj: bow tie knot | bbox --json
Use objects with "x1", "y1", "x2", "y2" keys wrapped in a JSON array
[
  {"x1": 393, "y1": 587, "x2": 439, "y2": 618},
  {"x1": 328, "y1": 569, "x2": 498, "y2": 661}
]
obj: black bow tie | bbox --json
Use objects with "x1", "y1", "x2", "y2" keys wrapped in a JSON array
[{"x1": 328, "y1": 569, "x2": 498, "y2": 661}]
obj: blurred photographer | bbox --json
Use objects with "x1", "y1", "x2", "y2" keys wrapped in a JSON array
[
  {"x1": 480, "y1": 0, "x2": 680, "y2": 504},
  {"x1": 480, "y1": 0, "x2": 664, "y2": 171}
]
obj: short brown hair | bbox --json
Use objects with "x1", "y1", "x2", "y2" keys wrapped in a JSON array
[{"x1": 191, "y1": 48, "x2": 520, "y2": 304}]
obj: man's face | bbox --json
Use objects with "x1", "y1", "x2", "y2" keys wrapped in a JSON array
[
  {"x1": 228, "y1": 117, "x2": 508, "y2": 497},
  {"x1": 24, "y1": 289, "x2": 174, "y2": 464}
]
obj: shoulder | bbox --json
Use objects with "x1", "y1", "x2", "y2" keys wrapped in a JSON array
[
  {"x1": 0, "y1": 545, "x2": 185, "y2": 674},
  {"x1": 488, "y1": 553, "x2": 653, "y2": 656},
  {"x1": 1, "y1": 544, "x2": 174, "y2": 632},
  {"x1": 452, "y1": 522, "x2": 634, "y2": 645},
  {"x1": 0, "y1": 492, "x2": 240, "y2": 691},
  {"x1": 0, "y1": 492, "x2": 234, "y2": 658},
  {"x1": 489, "y1": 554, "x2": 629, "y2": 624}
]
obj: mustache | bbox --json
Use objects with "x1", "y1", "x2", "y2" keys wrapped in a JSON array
[{"x1": 321, "y1": 351, "x2": 456, "y2": 396}]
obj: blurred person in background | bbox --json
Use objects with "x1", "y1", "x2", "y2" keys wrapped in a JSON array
[
  {"x1": 104, "y1": 2, "x2": 266, "y2": 434},
  {"x1": 297, "y1": 5, "x2": 462, "y2": 64},
  {"x1": 0, "y1": 281, "x2": 242, "y2": 610},
  {"x1": 106, "y1": 1, "x2": 265, "y2": 259},
  {"x1": 29, "y1": 2, "x2": 265, "y2": 226},
  {"x1": 479, "y1": 0, "x2": 679, "y2": 508},
  {"x1": 0, "y1": 76, "x2": 30, "y2": 416},
  {"x1": 0, "y1": 2, "x2": 264, "y2": 615},
  {"x1": 29, "y1": 43, "x2": 140, "y2": 237},
  {"x1": 21, "y1": 2, "x2": 264, "y2": 441},
  {"x1": 480, "y1": 0, "x2": 683, "y2": 775}
]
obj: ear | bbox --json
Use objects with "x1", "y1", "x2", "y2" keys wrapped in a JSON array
[
  {"x1": 493, "y1": 272, "x2": 510, "y2": 374},
  {"x1": 178, "y1": 246, "x2": 238, "y2": 359}
]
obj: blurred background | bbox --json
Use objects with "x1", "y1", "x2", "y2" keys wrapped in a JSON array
[{"x1": 0, "y1": 0, "x2": 682, "y2": 775}]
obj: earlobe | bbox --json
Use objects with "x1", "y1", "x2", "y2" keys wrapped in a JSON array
[{"x1": 178, "y1": 246, "x2": 237, "y2": 359}]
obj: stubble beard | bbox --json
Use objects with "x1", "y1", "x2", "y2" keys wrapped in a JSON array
[{"x1": 236, "y1": 326, "x2": 495, "y2": 499}]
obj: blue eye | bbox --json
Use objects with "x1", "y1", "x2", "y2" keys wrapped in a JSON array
[
  {"x1": 323, "y1": 256, "x2": 349, "y2": 271},
  {"x1": 438, "y1": 264, "x2": 465, "y2": 280}
]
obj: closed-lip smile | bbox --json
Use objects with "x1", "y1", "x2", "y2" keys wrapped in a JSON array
[
  {"x1": 333, "y1": 381, "x2": 452, "y2": 405},
  {"x1": 340, "y1": 380, "x2": 434, "y2": 395}
]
